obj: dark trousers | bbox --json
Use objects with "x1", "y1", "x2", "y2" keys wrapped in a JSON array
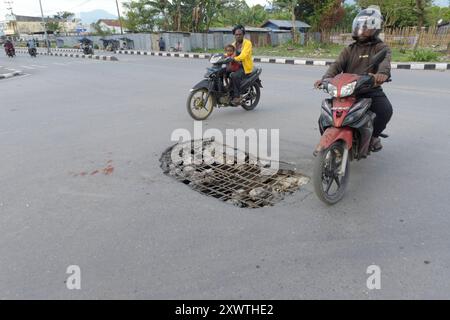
[
  {"x1": 230, "y1": 67, "x2": 245, "y2": 98},
  {"x1": 360, "y1": 89, "x2": 393, "y2": 137}
]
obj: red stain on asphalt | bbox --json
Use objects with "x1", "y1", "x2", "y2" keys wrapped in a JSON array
[
  {"x1": 102, "y1": 165, "x2": 114, "y2": 175},
  {"x1": 70, "y1": 161, "x2": 114, "y2": 177}
]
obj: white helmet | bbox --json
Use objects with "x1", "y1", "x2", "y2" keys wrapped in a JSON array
[{"x1": 352, "y1": 5, "x2": 383, "y2": 42}]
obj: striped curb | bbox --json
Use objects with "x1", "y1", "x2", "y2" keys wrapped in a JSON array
[
  {"x1": 115, "y1": 50, "x2": 450, "y2": 71},
  {"x1": 16, "y1": 47, "x2": 81, "y2": 53},
  {"x1": 15, "y1": 50, "x2": 118, "y2": 61},
  {"x1": 0, "y1": 70, "x2": 23, "y2": 79},
  {"x1": 16, "y1": 47, "x2": 112, "y2": 54}
]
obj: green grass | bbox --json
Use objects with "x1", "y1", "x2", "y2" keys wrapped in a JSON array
[
  {"x1": 192, "y1": 42, "x2": 450, "y2": 62},
  {"x1": 253, "y1": 41, "x2": 344, "y2": 59},
  {"x1": 391, "y1": 48, "x2": 445, "y2": 62}
]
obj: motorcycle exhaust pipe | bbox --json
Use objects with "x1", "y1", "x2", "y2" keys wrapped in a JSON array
[{"x1": 337, "y1": 148, "x2": 349, "y2": 176}]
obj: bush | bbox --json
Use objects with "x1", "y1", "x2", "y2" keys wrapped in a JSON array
[{"x1": 407, "y1": 49, "x2": 439, "y2": 62}]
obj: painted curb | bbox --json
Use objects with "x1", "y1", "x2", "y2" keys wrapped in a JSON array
[
  {"x1": 115, "y1": 50, "x2": 450, "y2": 71},
  {"x1": 15, "y1": 49, "x2": 118, "y2": 61},
  {"x1": 16, "y1": 47, "x2": 112, "y2": 54}
]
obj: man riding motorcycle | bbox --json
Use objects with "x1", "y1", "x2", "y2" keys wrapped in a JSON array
[
  {"x1": 230, "y1": 25, "x2": 254, "y2": 105},
  {"x1": 314, "y1": 6, "x2": 393, "y2": 152},
  {"x1": 4, "y1": 38, "x2": 15, "y2": 56},
  {"x1": 26, "y1": 39, "x2": 37, "y2": 56}
]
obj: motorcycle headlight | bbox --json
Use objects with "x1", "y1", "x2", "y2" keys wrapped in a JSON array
[
  {"x1": 209, "y1": 55, "x2": 222, "y2": 64},
  {"x1": 340, "y1": 81, "x2": 357, "y2": 97},
  {"x1": 326, "y1": 83, "x2": 338, "y2": 97}
]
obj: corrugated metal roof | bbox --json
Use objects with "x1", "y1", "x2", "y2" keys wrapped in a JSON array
[
  {"x1": 98, "y1": 19, "x2": 121, "y2": 27},
  {"x1": 15, "y1": 15, "x2": 45, "y2": 22},
  {"x1": 261, "y1": 19, "x2": 311, "y2": 29}
]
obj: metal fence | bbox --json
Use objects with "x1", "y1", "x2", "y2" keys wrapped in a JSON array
[{"x1": 50, "y1": 31, "x2": 294, "y2": 52}]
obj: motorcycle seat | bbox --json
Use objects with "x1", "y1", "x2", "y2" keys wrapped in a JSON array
[{"x1": 246, "y1": 67, "x2": 262, "y2": 78}]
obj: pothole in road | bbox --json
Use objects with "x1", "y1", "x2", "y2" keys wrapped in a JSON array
[{"x1": 160, "y1": 139, "x2": 309, "y2": 208}]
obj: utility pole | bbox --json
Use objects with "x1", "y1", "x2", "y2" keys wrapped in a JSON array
[
  {"x1": 4, "y1": 1, "x2": 18, "y2": 36},
  {"x1": 115, "y1": 0, "x2": 124, "y2": 35},
  {"x1": 38, "y1": 0, "x2": 50, "y2": 53},
  {"x1": 4, "y1": 0, "x2": 13, "y2": 14}
]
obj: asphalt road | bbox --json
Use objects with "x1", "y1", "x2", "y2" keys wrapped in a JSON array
[{"x1": 1, "y1": 52, "x2": 450, "y2": 299}]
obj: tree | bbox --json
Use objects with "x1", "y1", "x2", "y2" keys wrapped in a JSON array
[
  {"x1": 123, "y1": 0, "x2": 159, "y2": 32},
  {"x1": 53, "y1": 11, "x2": 75, "y2": 35},
  {"x1": 334, "y1": 3, "x2": 359, "y2": 31},
  {"x1": 316, "y1": 0, "x2": 345, "y2": 31},
  {"x1": 46, "y1": 21, "x2": 61, "y2": 34},
  {"x1": 273, "y1": 0, "x2": 345, "y2": 32},
  {"x1": 356, "y1": 0, "x2": 433, "y2": 28},
  {"x1": 273, "y1": 0, "x2": 300, "y2": 42},
  {"x1": 426, "y1": 6, "x2": 450, "y2": 26},
  {"x1": 54, "y1": 11, "x2": 75, "y2": 21},
  {"x1": 91, "y1": 21, "x2": 113, "y2": 36}
]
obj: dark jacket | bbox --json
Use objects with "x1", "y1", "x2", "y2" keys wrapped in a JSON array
[
  {"x1": 323, "y1": 37, "x2": 391, "y2": 80},
  {"x1": 159, "y1": 39, "x2": 165, "y2": 49}
]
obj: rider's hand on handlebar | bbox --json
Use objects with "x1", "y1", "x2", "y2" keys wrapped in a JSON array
[
  {"x1": 369, "y1": 73, "x2": 389, "y2": 86},
  {"x1": 314, "y1": 79, "x2": 323, "y2": 89}
]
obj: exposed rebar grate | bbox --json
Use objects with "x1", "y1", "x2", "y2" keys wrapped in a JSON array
[{"x1": 160, "y1": 139, "x2": 309, "y2": 208}]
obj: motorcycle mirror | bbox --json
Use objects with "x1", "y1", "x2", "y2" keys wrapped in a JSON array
[
  {"x1": 370, "y1": 48, "x2": 388, "y2": 66},
  {"x1": 364, "y1": 48, "x2": 388, "y2": 73}
]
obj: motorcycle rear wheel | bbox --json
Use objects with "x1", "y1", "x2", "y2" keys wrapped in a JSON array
[
  {"x1": 186, "y1": 88, "x2": 214, "y2": 120},
  {"x1": 241, "y1": 84, "x2": 260, "y2": 111},
  {"x1": 313, "y1": 141, "x2": 350, "y2": 205}
]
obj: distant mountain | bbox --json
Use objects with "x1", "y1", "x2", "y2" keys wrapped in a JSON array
[{"x1": 78, "y1": 10, "x2": 117, "y2": 24}]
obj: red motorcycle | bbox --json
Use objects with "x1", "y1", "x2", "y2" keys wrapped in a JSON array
[
  {"x1": 313, "y1": 49, "x2": 389, "y2": 204},
  {"x1": 5, "y1": 46, "x2": 15, "y2": 58}
]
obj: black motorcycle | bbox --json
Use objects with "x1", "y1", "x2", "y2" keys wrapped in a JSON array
[
  {"x1": 79, "y1": 38, "x2": 94, "y2": 55},
  {"x1": 28, "y1": 47, "x2": 37, "y2": 57},
  {"x1": 187, "y1": 53, "x2": 263, "y2": 120},
  {"x1": 82, "y1": 44, "x2": 94, "y2": 55}
]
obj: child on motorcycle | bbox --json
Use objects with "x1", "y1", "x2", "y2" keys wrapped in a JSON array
[{"x1": 223, "y1": 44, "x2": 241, "y2": 89}]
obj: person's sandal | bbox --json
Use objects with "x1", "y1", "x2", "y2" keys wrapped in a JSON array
[
  {"x1": 370, "y1": 137, "x2": 383, "y2": 152},
  {"x1": 231, "y1": 97, "x2": 242, "y2": 105}
]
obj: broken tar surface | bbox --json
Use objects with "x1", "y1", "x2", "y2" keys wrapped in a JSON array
[{"x1": 160, "y1": 139, "x2": 309, "y2": 208}]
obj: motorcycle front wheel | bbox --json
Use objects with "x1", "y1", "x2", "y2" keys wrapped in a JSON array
[
  {"x1": 186, "y1": 88, "x2": 214, "y2": 120},
  {"x1": 313, "y1": 141, "x2": 350, "y2": 205},
  {"x1": 241, "y1": 84, "x2": 260, "y2": 111}
]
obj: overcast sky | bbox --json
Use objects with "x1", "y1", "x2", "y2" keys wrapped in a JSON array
[{"x1": 0, "y1": 0, "x2": 448, "y2": 21}]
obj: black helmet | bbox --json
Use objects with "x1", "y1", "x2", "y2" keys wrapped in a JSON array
[
  {"x1": 352, "y1": 5, "x2": 383, "y2": 42},
  {"x1": 232, "y1": 24, "x2": 246, "y2": 35}
]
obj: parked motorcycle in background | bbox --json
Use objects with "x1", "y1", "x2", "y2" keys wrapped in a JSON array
[
  {"x1": 313, "y1": 48, "x2": 390, "y2": 205},
  {"x1": 79, "y1": 38, "x2": 94, "y2": 55},
  {"x1": 82, "y1": 43, "x2": 94, "y2": 55},
  {"x1": 187, "y1": 53, "x2": 263, "y2": 120}
]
